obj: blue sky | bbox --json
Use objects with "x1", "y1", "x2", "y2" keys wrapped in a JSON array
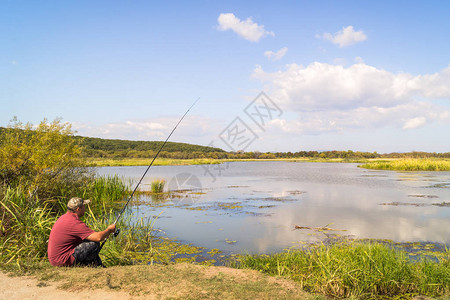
[{"x1": 1, "y1": 0, "x2": 449, "y2": 153}]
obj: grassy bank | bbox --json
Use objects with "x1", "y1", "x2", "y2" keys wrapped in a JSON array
[
  {"x1": 233, "y1": 241, "x2": 450, "y2": 299},
  {"x1": 1, "y1": 263, "x2": 317, "y2": 299},
  {"x1": 360, "y1": 159, "x2": 450, "y2": 171},
  {"x1": 87, "y1": 158, "x2": 222, "y2": 166},
  {"x1": 86, "y1": 157, "x2": 376, "y2": 167}
]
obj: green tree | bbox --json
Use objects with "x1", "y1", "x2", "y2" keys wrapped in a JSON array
[{"x1": 0, "y1": 117, "x2": 87, "y2": 200}]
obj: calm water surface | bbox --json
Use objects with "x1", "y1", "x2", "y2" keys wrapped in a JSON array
[{"x1": 97, "y1": 162, "x2": 450, "y2": 254}]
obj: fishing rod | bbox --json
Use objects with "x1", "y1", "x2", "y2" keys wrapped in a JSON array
[{"x1": 99, "y1": 98, "x2": 199, "y2": 252}]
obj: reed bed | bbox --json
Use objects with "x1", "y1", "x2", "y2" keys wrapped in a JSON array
[
  {"x1": 232, "y1": 241, "x2": 450, "y2": 299},
  {"x1": 151, "y1": 179, "x2": 166, "y2": 194},
  {"x1": 360, "y1": 158, "x2": 450, "y2": 171}
]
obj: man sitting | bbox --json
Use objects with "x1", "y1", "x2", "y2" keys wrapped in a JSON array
[{"x1": 48, "y1": 197, "x2": 116, "y2": 267}]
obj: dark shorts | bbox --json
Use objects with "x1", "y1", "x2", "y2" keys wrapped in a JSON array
[{"x1": 72, "y1": 240, "x2": 104, "y2": 267}]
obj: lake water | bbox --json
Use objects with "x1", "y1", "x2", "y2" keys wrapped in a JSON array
[{"x1": 97, "y1": 161, "x2": 450, "y2": 255}]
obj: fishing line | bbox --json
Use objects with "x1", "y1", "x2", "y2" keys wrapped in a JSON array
[{"x1": 99, "y1": 97, "x2": 199, "y2": 252}]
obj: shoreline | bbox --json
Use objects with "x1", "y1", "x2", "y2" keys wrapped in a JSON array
[{"x1": 86, "y1": 157, "x2": 450, "y2": 171}]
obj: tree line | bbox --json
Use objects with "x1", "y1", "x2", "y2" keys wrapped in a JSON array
[{"x1": 2, "y1": 126, "x2": 449, "y2": 160}]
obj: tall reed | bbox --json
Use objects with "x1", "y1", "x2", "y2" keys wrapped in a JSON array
[{"x1": 0, "y1": 187, "x2": 56, "y2": 266}]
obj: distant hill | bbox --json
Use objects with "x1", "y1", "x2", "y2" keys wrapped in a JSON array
[{"x1": 74, "y1": 135, "x2": 225, "y2": 158}]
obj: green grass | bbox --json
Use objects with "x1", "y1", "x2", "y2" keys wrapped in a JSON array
[
  {"x1": 360, "y1": 158, "x2": 450, "y2": 171},
  {"x1": 0, "y1": 187, "x2": 56, "y2": 265},
  {"x1": 232, "y1": 241, "x2": 450, "y2": 299}
]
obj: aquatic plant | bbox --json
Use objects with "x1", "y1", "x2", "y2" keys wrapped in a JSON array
[
  {"x1": 232, "y1": 241, "x2": 450, "y2": 299},
  {"x1": 151, "y1": 179, "x2": 166, "y2": 194}
]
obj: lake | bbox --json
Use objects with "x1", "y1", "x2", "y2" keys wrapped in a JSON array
[{"x1": 97, "y1": 161, "x2": 450, "y2": 255}]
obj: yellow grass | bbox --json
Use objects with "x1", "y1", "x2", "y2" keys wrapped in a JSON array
[
  {"x1": 360, "y1": 158, "x2": 450, "y2": 171},
  {"x1": 87, "y1": 158, "x2": 222, "y2": 167}
]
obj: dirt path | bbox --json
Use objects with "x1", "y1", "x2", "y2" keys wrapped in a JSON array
[
  {"x1": 0, "y1": 264, "x2": 311, "y2": 299},
  {"x1": 0, "y1": 271, "x2": 144, "y2": 300}
]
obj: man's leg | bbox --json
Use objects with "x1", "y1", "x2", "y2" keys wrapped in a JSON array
[{"x1": 72, "y1": 240, "x2": 104, "y2": 267}]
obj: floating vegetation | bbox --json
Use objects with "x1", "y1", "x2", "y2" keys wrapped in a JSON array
[
  {"x1": 152, "y1": 215, "x2": 172, "y2": 219},
  {"x1": 408, "y1": 194, "x2": 439, "y2": 198},
  {"x1": 257, "y1": 205, "x2": 276, "y2": 209},
  {"x1": 265, "y1": 196, "x2": 295, "y2": 202},
  {"x1": 183, "y1": 206, "x2": 206, "y2": 211},
  {"x1": 294, "y1": 225, "x2": 347, "y2": 232},
  {"x1": 287, "y1": 190, "x2": 307, "y2": 195},
  {"x1": 433, "y1": 202, "x2": 450, "y2": 207},
  {"x1": 130, "y1": 232, "x2": 223, "y2": 266},
  {"x1": 245, "y1": 196, "x2": 297, "y2": 203},
  {"x1": 380, "y1": 202, "x2": 450, "y2": 207},
  {"x1": 380, "y1": 202, "x2": 427, "y2": 207},
  {"x1": 217, "y1": 202, "x2": 243, "y2": 210},
  {"x1": 225, "y1": 238, "x2": 237, "y2": 245},
  {"x1": 207, "y1": 248, "x2": 222, "y2": 257},
  {"x1": 427, "y1": 182, "x2": 450, "y2": 188},
  {"x1": 243, "y1": 211, "x2": 273, "y2": 217},
  {"x1": 190, "y1": 192, "x2": 206, "y2": 195}
]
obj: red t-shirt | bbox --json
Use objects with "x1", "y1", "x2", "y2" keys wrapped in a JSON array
[{"x1": 48, "y1": 212, "x2": 95, "y2": 267}]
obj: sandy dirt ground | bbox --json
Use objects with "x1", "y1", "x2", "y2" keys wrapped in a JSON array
[{"x1": 0, "y1": 271, "x2": 145, "y2": 300}]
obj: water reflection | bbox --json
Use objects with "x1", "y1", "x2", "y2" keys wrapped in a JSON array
[{"x1": 97, "y1": 162, "x2": 450, "y2": 254}]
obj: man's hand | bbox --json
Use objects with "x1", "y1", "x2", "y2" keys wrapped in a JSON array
[
  {"x1": 107, "y1": 224, "x2": 116, "y2": 234},
  {"x1": 87, "y1": 224, "x2": 117, "y2": 242}
]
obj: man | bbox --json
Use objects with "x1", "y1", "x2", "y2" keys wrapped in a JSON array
[{"x1": 48, "y1": 197, "x2": 116, "y2": 267}]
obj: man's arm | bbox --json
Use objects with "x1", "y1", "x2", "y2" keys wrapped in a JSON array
[{"x1": 86, "y1": 224, "x2": 116, "y2": 242}]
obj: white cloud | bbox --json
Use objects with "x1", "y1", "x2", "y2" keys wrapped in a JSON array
[
  {"x1": 322, "y1": 26, "x2": 367, "y2": 47},
  {"x1": 253, "y1": 62, "x2": 414, "y2": 111},
  {"x1": 264, "y1": 47, "x2": 288, "y2": 61},
  {"x1": 72, "y1": 116, "x2": 217, "y2": 143},
  {"x1": 266, "y1": 102, "x2": 447, "y2": 135},
  {"x1": 252, "y1": 62, "x2": 450, "y2": 134},
  {"x1": 407, "y1": 65, "x2": 450, "y2": 98},
  {"x1": 402, "y1": 117, "x2": 427, "y2": 129},
  {"x1": 217, "y1": 13, "x2": 274, "y2": 42}
]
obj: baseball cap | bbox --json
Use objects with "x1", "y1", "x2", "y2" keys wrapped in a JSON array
[{"x1": 67, "y1": 197, "x2": 91, "y2": 211}]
